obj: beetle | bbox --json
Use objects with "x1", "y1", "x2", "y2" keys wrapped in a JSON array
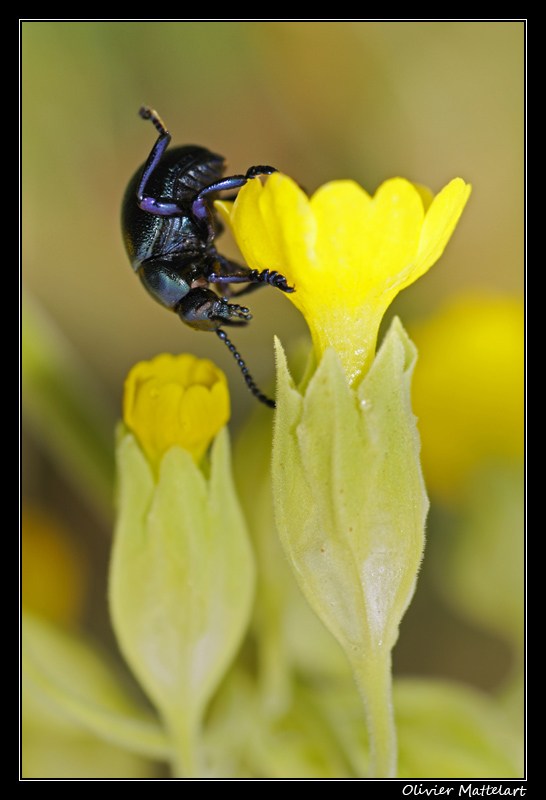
[{"x1": 121, "y1": 105, "x2": 295, "y2": 408}]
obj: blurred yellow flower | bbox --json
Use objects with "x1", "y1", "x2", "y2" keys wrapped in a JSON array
[
  {"x1": 409, "y1": 294, "x2": 524, "y2": 504},
  {"x1": 217, "y1": 173, "x2": 471, "y2": 385},
  {"x1": 22, "y1": 507, "x2": 86, "y2": 626},
  {"x1": 123, "y1": 353, "x2": 230, "y2": 474}
]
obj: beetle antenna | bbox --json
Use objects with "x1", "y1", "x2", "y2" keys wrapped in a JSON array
[{"x1": 216, "y1": 329, "x2": 275, "y2": 409}]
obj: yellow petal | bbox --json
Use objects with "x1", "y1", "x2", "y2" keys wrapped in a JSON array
[
  {"x1": 217, "y1": 172, "x2": 471, "y2": 386},
  {"x1": 123, "y1": 353, "x2": 230, "y2": 475},
  {"x1": 416, "y1": 178, "x2": 472, "y2": 281}
]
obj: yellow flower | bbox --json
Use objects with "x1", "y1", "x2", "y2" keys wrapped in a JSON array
[
  {"x1": 123, "y1": 353, "x2": 230, "y2": 474},
  {"x1": 409, "y1": 294, "x2": 524, "y2": 505},
  {"x1": 216, "y1": 173, "x2": 471, "y2": 386},
  {"x1": 22, "y1": 507, "x2": 87, "y2": 626}
]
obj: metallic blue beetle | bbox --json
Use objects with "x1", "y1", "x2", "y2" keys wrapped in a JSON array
[{"x1": 121, "y1": 106, "x2": 294, "y2": 407}]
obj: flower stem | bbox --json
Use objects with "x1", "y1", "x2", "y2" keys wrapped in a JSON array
[
  {"x1": 352, "y1": 653, "x2": 397, "y2": 779},
  {"x1": 166, "y1": 713, "x2": 204, "y2": 779}
]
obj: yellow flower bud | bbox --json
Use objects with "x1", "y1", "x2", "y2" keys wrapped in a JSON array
[{"x1": 122, "y1": 353, "x2": 230, "y2": 474}]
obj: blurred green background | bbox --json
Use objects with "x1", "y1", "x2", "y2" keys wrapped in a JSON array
[{"x1": 22, "y1": 21, "x2": 524, "y2": 697}]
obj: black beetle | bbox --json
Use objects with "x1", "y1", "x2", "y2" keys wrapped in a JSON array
[{"x1": 121, "y1": 105, "x2": 295, "y2": 408}]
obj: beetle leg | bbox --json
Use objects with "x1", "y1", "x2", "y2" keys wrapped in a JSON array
[
  {"x1": 190, "y1": 165, "x2": 278, "y2": 228},
  {"x1": 243, "y1": 165, "x2": 278, "y2": 180},
  {"x1": 136, "y1": 106, "x2": 187, "y2": 216},
  {"x1": 211, "y1": 166, "x2": 277, "y2": 202},
  {"x1": 246, "y1": 268, "x2": 295, "y2": 293},
  {"x1": 206, "y1": 257, "x2": 295, "y2": 295},
  {"x1": 193, "y1": 165, "x2": 277, "y2": 202},
  {"x1": 204, "y1": 257, "x2": 256, "y2": 293},
  {"x1": 205, "y1": 261, "x2": 263, "y2": 298}
]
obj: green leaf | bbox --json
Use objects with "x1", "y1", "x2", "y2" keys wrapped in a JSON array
[
  {"x1": 21, "y1": 291, "x2": 115, "y2": 518},
  {"x1": 440, "y1": 462, "x2": 524, "y2": 654},
  {"x1": 313, "y1": 676, "x2": 523, "y2": 779},
  {"x1": 395, "y1": 679, "x2": 523, "y2": 779},
  {"x1": 22, "y1": 610, "x2": 170, "y2": 760},
  {"x1": 205, "y1": 668, "x2": 355, "y2": 779}
]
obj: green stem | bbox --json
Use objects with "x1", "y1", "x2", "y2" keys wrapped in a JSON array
[
  {"x1": 351, "y1": 652, "x2": 397, "y2": 779},
  {"x1": 166, "y1": 712, "x2": 204, "y2": 779}
]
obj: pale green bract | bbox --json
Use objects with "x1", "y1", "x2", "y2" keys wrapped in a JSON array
[
  {"x1": 271, "y1": 318, "x2": 428, "y2": 777},
  {"x1": 109, "y1": 426, "x2": 255, "y2": 778}
]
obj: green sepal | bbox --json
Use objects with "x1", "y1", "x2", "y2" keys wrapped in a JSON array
[
  {"x1": 272, "y1": 317, "x2": 427, "y2": 659},
  {"x1": 271, "y1": 317, "x2": 428, "y2": 777},
  {"x1": 109, "y1": 426, "x2": 255, "y2": 777}
]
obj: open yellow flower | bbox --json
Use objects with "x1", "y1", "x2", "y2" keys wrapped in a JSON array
[
  {"x1": 409, "y1": 294, "x2": 524, "y2": 504},
  {"x1": 123, "y1": 353, "x2": 230, "y2": 474},
  {"x1": 216, "y1": 173, "x2": 471, "y2": 386}
]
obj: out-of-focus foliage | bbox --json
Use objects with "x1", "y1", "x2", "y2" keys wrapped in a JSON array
[{"x1": 22, "y1": 21, "x2": 524, "y2": 779}]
